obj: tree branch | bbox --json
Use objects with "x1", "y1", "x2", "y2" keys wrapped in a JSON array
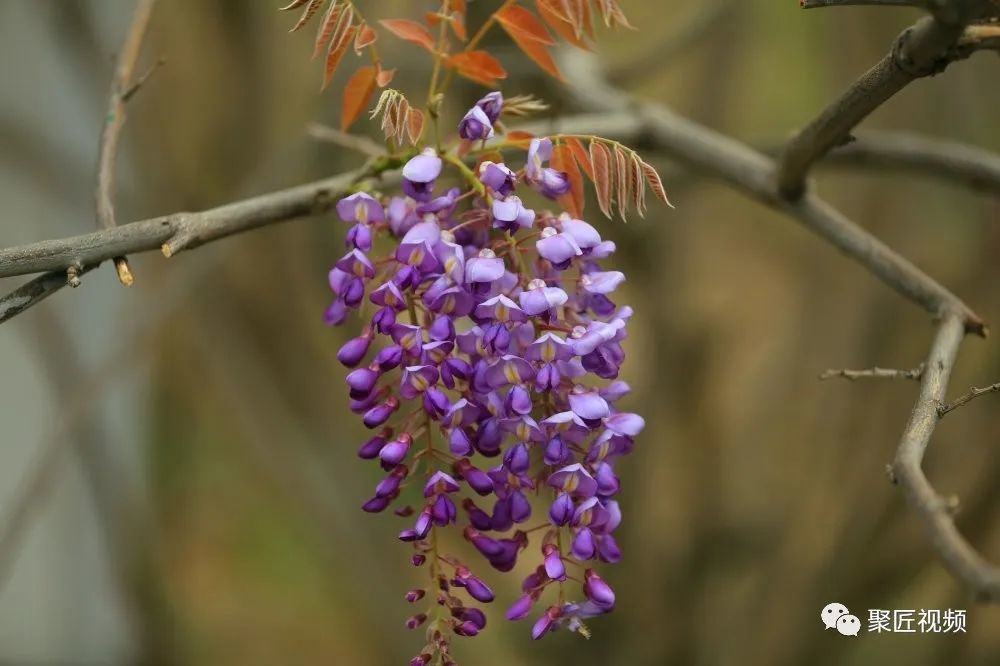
[
  {"x1": 891, "y1": 315, "x2": 1000, "y2": 601},
  {"x1": 0, "y1": 266, "x2": 98, "y2": 325},
  {"x1": 95, "y1": 0, "x2": 158, "y2": 287},
  {"x1": 0, "y1": 162, "x2": 386, "y2": 280},
  {"x1": 558, "y1": 47, "x2": 998, "y2": 599},
  {"x1": 775, "y1": 3, "x2": 992, "y2": 199},
  {"x1": 820, "y1": 364, "x2": 924, "y2": 380},
  {"x1": 938, "y1": 381, "x2": 1000, "y2": 416},
  {"x1": 559, "y1": 51, "x2": 986, "y2": 335},
  {"x1": 801, "y1": 0, "x2": 931, "y2": 8},
  {"x1": 824, "y1": 130, "x2": 1000, "y2": 194}
]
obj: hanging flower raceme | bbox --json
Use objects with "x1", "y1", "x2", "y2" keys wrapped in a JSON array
[{"x1": 324, "y1": 92, "x2": 653, "y2": 665}]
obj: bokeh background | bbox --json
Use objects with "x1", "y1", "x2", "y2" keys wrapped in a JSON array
[{"x1": 0, "y1": 1, "x2": 998, "y2": 664}]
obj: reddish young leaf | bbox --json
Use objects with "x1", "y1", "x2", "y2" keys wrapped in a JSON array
[
  {"x1": 313, "y1": 4, "x2": 343, "y2": 58},
  {"x1": 596, "y1": 0, "x2": 634, "y2": 29},
  {"x1": 505, "y1": 130, "x2": 535, "y2": 148},
  {"x1": 589, "y1": 140, "x2": 613, "y2": 219},
  {"x1": 451, "y1": 11, "x2": 468, "y2": 41},
  {"x1": 341, "y1": 65, "x2": 377, "y2": 130},
  {"x1": 354, "y1": 22, "x2": 377, "y2": 51},
  {"x1": 580, "y1": 0, "x2": 596, "y2": 37},
  {"x1": 642, "y1": 161, "x2": 672, "y2": 208},
  {"x1": 452, "y1": 0, "x2": 467, "y2": 12},
  {"x1": 613, "y1": 145, "x2": 630, "y2": 221},
  {"x1": 502, "y1": 29, "x2": 564, "y2": 80},
  {"x1": 376, "y1": 66, "x2": 396, "y2": 87},
  {"x1": 446, "y1": 51, "x2": 508, "y2": 86},
  {"x1": 323, "y1": 24, "x2": 357, "y2": 90},
  {"x1": 406, "y1": 108, "x2": 425, "y2": 145},
  {"x1": 565, "y1": 137, "x2": 593, "y2": 180},
  {"x1": 629, "y1": 153, "x2": 645, "y2": 217},
  {"x1": 290, "y1": 0, "x2": 326, "y2": 33},
  {"x1": 496, "y1": 5, "x2": 556, "y2": 44},
  {"x1": 380, "y1": 19, "x2": 436, "y2": 52},
  {"x1": 552, "y1": 143, "x2": 585, "y2": 218},
  {"x1": 536, "y1": 0, "x2": 591, "y2": 50}
]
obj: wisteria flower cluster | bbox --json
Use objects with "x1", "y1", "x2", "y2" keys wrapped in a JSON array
[{"x1": 325, "y1": 91, "x2": 651, "y2": 665}]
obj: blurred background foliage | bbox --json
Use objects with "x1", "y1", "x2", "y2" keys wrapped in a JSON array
[{"x1": 0, "y1": 1, "x2": 998, "y2": 664}]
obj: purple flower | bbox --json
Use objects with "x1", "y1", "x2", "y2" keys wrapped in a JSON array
[
  {"x1": 519, "y1": 279, "x2": 569, "y2": 315},
  {"x1": 584, "y1": 569, "x2": 616, "y2": 609},
  {"x1": 492, "y1": 196, "x2": 535, "y2": 232},
  {"x1": 476, "y1": 91, "x2": 504, "y2": 123},
  {"x1": 526, "y1": 138, "x2": 553, "y2": 182},
  {"x1": 479, "y1": 162, "x2": 517, "y2": 196},
  {"x1": 568, "y1": 387, "x2": 610, "y2": 422},
  {"x1": 580, "y1": 270, "x2": 625, "y2": 295},
  {"x1": 536, "y1": 226, "x2": 582, "y2": 268},
  {"x1": 402, "y1": 149, "x2": 443, "y2": 201},
  {"x1": 336, "y1": 192, "x2": 385, "y2": 225},
  {"x1": 548, "y1": 463, "x2": 598, "y2": 497},
  {"x1": 459, "y1": 105, "x2": 494, "y2": 141},
  {"x1": 326, "y1": 135, "x2": 643, "y2": 653},
  {"x1": 542, "y1": 544, "x2": 567, "y2": 581},
  {"x1": 465, "y1": 249, "x2": 506, "y2": 284}
]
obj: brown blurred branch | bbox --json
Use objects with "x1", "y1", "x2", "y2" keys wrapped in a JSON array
[
  {"x1": 306, "y1": 122, "x2": 384, "y2": 157},
  {"x1": 801, "y1": 0, "x2": 931, "y2": 8},
  {"x1": 938, "y1": 381, "x2": 1000, "y2": 416},
  {"x1": 824, "y1": 131, "x2": 1000, "y2": 194},
  {"x1": 95, "y1": 0, "x2": 159, "y2": 287},
  {"x1": 776, "y1": 2, "x2": 995, "y2": 199},
  {"x1": 820, "y1": 365, "x2": 924, "y2": 380}
]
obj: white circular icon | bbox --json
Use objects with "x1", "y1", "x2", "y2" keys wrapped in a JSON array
[
  {"x1": 821, "y1": 602, "x2": 849, "y2": 629},
  {"x1": 837, "y1": 614, "x2": 861, "y2": 637}
]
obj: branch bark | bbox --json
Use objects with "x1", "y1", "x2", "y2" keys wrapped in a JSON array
[
  {"x1": 0, "y1": 163, "x2": 384, "y2": 279},
  {"x1": 558, "y1": 47, "x2": 998, "y2": 599},
  {"x1": 891, "y1": 315, "x2": 1000, "y2": 601},
  {"x1": 559, "y1": 51, "x2": 986, "y2": 335},
  {"x1": 775, "y1": 3, "x2": 992, "y2": 199},
  {"x1": 95, "y1": 0, "x2": 158, "y2": 287},
  {"x1": 824, "y1": 130, "x2": 1000, "y2": 194}
]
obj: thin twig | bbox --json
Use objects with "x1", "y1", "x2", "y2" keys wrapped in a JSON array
[
  {"x1": 95, "y1": 0, "x2": 158, "y2": 287},
  {"x1": 938, "y1": 382, "x2": 1000, "y2": 416},
  {"x1": 775, "y1": 4, "x2": 992, "y2": 199},
  {"x1": 306, "y1": 122, "x2": 384, "y2": 157},
  {"x1": 820, "y1": 364, "x2": 924, "y2": 380},
  {"x1": 891, "y1": 315, "x2": 1000, "y2": 601},
  {"x1": 800, "y1": 0, "x2": 930, "y2": 8},
  {"x1": 0, "y1": 266, "x2": 98, "y2": 324}
]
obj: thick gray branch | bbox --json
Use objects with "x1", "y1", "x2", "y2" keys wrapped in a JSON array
[
  {"x1": 775, "y1": 3, "x2": 992, "y2": 199},
  {"x1": 891, "y1": 315, "x2": 1000, "y2": 601},
  {"x1": 825, "y1": 130, "x2": 1000, "y2": 194},
  {"x1": 0, "y1": 167, "x2": 371, "y2": 279},
  {"x1": 560, "y1": 51, "x2": 985, "y2": 335}
]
